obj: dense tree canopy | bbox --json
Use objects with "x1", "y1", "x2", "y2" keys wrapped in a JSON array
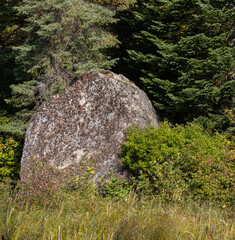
[
  {"x1": 116, "y1": 0, "x2": 235, "y2": 132},
  {"x1": 0, "y1": 0, "x2": 26, "y2": 135},
  {"x1": 93, "y1": 0, "x2": 136, "y2": 10},
  {"x1": 0, "y1": 0, "x2": 21, "y2": 110},
  {"x1": 0, "y1": 0, "x2": 119, "y2": 136},
  {"x1": 12, "y1": 0, "x2": 118, "y2": 106},
  {"x1": 0, "y1": 0, "x2": 234, "y2": 133}
]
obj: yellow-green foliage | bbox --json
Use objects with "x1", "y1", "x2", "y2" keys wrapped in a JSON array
[
  {"x1": 0, "y1": 136, "x2": 21, "y2": 181},
  {"x1": 120, "y1": 122, "x2": 234, "y2": 204},
  {"x1": 0, "y1": 186, "x2": 234, "y2": 240}
]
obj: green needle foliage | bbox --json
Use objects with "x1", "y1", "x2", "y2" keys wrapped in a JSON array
[
  {"x1": 14, "y1": 0, "x2": 118, "y2": 79},
  {"x1": 0, "y1": 1, "x2": 25, "y2": 172},
  {"x1": 9, "y1": 0, "x2": 118, "y2": 109},
  {"x1": 119, "y1": 0, "x2": 235, "y2": 132},
  {"x1": 0, "y1": 0, "x2": 23, "y2": 122},
  {"x1": 93, "y1": 0, "x2": 137, "y2": 10},
  {"x1": 0, "y1": 0, "x2": 22, "y2": 102},
  {"x1": 2, "y1": 0, "x2": 119, "y2": 135}
]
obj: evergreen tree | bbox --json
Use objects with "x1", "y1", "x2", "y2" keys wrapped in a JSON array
[
  {"x1": 11, "y1": 0, "x2": 118, "y2": 104},
  {"x1": 14, "y1": 0, "x2": 118, "y2": 80},
  {"x1": 0, "y1": 0, "x2": 26, "y2": 135},
  {"x1": 4, "y1": 0, "x2": 118, "y2": 134},
  {"x1": 0, "y1": 0, "x2": 19, "y2": 109},
  {"x1": 119, "y1": 0, "x2": 235, "y2": 132},
  {"x1": 0, "y1": 1, "x2": 25, "y2": 180},
  {"x1": 93, "y1": 0, "x2": 136, "y2": 10}
]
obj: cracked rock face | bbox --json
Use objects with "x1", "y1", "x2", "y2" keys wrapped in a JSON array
[{"x1": 21, "y1": 71, "x2": 159, "y2": 182}]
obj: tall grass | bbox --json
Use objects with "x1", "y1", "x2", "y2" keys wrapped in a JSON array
[{"x1": 0, "y1": 187, "x2": 234, "y2": 240}]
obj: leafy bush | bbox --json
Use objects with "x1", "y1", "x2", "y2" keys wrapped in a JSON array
[
  {"x1": 99, "y1": 175, "x2": 133, "y2": 199},
  {"x1": 0, "y1": 136, "x2": 22, "y2": 181},
  {"x1": 120, "y1": 123, "x2": 234, "y2": 204}
]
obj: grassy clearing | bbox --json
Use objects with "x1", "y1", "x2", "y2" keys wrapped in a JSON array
[{"x1": 0, "y1": 188, "x2": 234, "y2": 240}]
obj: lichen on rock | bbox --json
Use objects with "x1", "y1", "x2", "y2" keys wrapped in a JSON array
[{"x1": 21, "y1": 71, "x2": 159, "y2": 182}]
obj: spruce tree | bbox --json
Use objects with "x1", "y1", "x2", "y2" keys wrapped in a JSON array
[
  {"x1": 0, "y1": 0, "x2": 19, "y2": 108},
  {"x1": 119, "y1": 0, "x2": 235, "y2": 132},
  {"x1": 0, "y1": 0, "x2": 26, "y2": 135},
  {"x1": 11, "y1": 0, "x2": 118, "y2": 104},
  {"x1": 92, "y1": 0, "x2": 136, "y2": 10},
  {"x1": 4, "y1": 0, "x2": 118, "y2": 134},
  {"x1": 0, "y1": 1, "x2": 24, "y2": 181}
]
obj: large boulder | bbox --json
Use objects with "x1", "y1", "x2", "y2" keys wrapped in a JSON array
[{"x1": 21, "y1": 71, "x2": 158, "y2": 182}]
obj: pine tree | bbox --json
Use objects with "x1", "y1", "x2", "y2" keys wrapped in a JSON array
[{"x1": 119, "y1": 0, "x2": 235, "y2": 132}]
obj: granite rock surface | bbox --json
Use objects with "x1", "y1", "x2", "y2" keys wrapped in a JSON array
[{"x1": 21, "y1": 71, "x2": 159, "y2": 182}]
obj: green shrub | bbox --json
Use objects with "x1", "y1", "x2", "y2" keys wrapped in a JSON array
[
  {"x1": 0, "y1": 136, "x2": 22, "y2": 181},
  {"x1": 120, "y1": 122, "x2": 234, "y2": 204},
  {"x1": 99, "y1": 175, "x2": 133, "y2": 199}
]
